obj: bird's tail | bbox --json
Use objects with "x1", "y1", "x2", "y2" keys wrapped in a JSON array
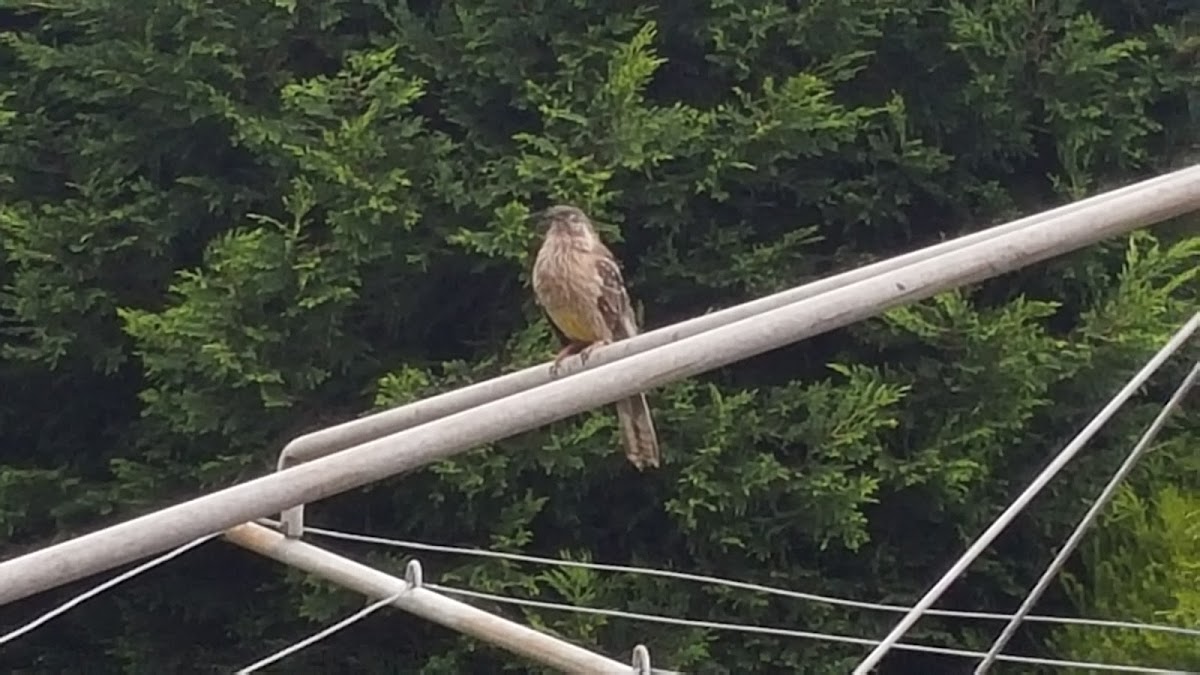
[{"x1": 615, "y1": 393, "x2": 660, "y2": 470}]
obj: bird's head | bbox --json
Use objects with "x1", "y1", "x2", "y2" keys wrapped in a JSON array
[{"x1": 538, "y1": 204, "x2": 598, "y2": 246}]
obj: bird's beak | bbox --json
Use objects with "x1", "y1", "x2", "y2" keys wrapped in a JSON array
[{"x1": 532, "y1": 209, "x2": 564, "y2": 236}]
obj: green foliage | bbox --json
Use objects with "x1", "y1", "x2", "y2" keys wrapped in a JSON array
[
  {"x1": 1052, "y1": 485, "x2": 1200, "y2": 670},
  {"x1": 1, "y1": 0, "x2": 1198, "y2": 672}
]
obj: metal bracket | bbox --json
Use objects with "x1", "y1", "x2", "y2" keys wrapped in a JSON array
[
  {"x1": 275, "y1": 451, "x2": 306, "y2": 538},
  {"x1": 404, "y1": 559, "x2": 424, "y2": 589},
  {"x1": 631, "y1": 644, "x2": 651, "y2": 674}
]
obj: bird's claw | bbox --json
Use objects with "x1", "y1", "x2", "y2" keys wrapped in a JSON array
[
  {"x1": 548, "y1": 340, "x2": 609, "y2": 376},
  {"x1": 550, "y1": 343, "x2": 583, "y2": 378},
  {"x1": 578, "y1": 339, "x2": 610, "y2": 365}
]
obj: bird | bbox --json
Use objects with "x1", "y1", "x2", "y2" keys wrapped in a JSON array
[{"x1": 531, "y1": 204, "x2": 660, "y2": 470}]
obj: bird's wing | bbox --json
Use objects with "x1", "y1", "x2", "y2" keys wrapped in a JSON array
[
  {"x1": 593, "y1": 244, "x2": 638, "y2": 340},
  {"x1": 542, "y1": 307, "x2": 574, "y2": 346}
]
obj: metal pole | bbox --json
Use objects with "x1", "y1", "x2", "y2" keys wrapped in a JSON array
[
  {"x1": 223, "y1": 523, "x2": 628, "y2": 673},
  {"x1": 1, "y1": 165, "x2": 1198, "y2": 607},
  {"x1": 852, "y1": 313, "x2": 1200, "y2": 674},
  {"x1": 275, "y1": 165, "x2": 1200, "y2": 469},
  {"x1": 275, "y1": 166, "x2": 1200, "y2": 536},
  {"x1": 276, "y1": 164, "x2": 1200, "y2": 535},
  {"x1": 972, "y1": 361, "x2": 1200, "y2": 673}
]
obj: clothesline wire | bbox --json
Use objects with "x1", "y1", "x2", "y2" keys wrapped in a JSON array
[
  {"x1": 235, "y1": 589, "x2": 408, "y2": 674},
  {"x1": 973, "y1": 360, "x2": 1200, "y2": 673},
  {"x1": 0, "y1": 533, "x2": 221, "y2": 647},
  {"x1": 3, "y1": 353, "x2": 1193, "y2": 668},
  {"x1": 428, "y1": 583, "x2": 1187, "y2": 674},
  {"x1": 274, "y1": 521, "x2": 1200, "y2": 640},
  {"x1": 853, "y1": 312, "x2": 1200, "y2": 673}
]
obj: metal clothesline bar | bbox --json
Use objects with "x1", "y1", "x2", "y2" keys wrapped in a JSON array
[
  {"x1": 428, "y1": 584, "x2": 1185, "y2": 674},
  {"x1": 274, "y1": 166, "x2": 1200, "y2": 537},
  {"x1": 279, "y1": 520, "x2": 1200, "y2": 639},
  {"x1": 1, "y1": 164, "x2": 1198, "y2": 608},
  {"x1": 223, "y1": 523, "x2": 630, "y2": 672},
  {"x1": 853, "y1": 312, "x2": 1200, "y2": 673},
  {"x1": 972, "y1": 360, "x2": 1200, "y2": 673}
]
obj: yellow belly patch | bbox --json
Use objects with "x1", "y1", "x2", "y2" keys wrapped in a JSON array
[{"x1": 547, "y1": 307, "x2": 596, "y2": 342}]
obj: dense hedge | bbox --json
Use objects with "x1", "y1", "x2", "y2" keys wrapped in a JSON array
[{"x1": 1, "y1": 1, "x2": 1197, "y2": 672}]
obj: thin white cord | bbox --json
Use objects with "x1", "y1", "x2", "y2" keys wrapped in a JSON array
[
  {"x1": 236, "y1": 590, "x2": 408, "y2": 673},
  {"x1": 428, "y1": 583, "x2": 1190, "y2": 674},
  {"x1": 0, "y1": 533, "x2": 221, "y2": 647},
  {"x1": 272, "y1": 521, "x2": 1200, "y2": 640},
  {"x1": 854, "y1": 311, "x2": 1200, "y2": 673},
  {"x1": 974, "y1": 361, "x2": 1200, "y2": 673}
]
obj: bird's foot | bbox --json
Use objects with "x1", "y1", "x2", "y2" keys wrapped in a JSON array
[
  {"x1": 578, "y1": 339, "x2": 611, "y2": 366},
  {"x1": 550, "y1": 343, "x2": 585, "y2": 377}
]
